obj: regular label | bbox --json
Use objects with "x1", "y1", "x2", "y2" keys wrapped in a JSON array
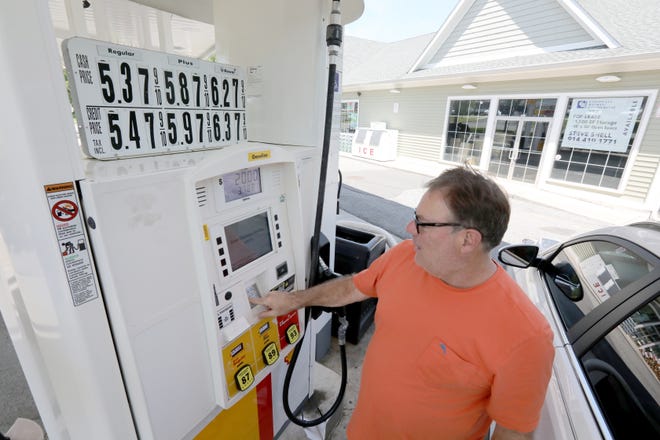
[{"x1": 45, "y1": 182, "x2": 99, "y2": 306}]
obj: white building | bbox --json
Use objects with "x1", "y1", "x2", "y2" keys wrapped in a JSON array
[{"x1": 341, "y1": 0, "x2": 660, "y2": 217}]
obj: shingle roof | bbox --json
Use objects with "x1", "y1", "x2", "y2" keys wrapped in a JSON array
[
  {"x1": 343, "y1": 0, "x2": 660, "y2": 88},
  {"x1": 577, "y1": 0, "x2": 660, "y2": 49},
  {"x1": 342, "y1": 33, "x2": 434, "y2": 85}
]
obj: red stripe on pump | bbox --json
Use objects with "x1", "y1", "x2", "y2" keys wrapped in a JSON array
[{"x1": 257, "y1": 374, "x2": 274, "y2": 440}]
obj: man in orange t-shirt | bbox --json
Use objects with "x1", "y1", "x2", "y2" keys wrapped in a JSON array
[{"x1": 252, "y1": 166, "x2": 554, "y2": 439}]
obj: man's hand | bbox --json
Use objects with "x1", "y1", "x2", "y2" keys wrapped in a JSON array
[
  {"x1": 249, "y1": 277, "x2": 368, "y2": 320},
  {"x1": 249, "y1": 290, "x2": 299, "y2": 319}
]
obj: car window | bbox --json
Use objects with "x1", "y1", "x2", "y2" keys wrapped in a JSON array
[
  {"x1": 579, "y1": 296, "x2": 660, "y2": 439},
  {"x1": 547, "y1": 240, "x2": 655, "y2": 329}
]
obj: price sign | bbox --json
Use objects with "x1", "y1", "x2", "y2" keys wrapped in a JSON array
[{"x1": 62, "y1": 37, "x2": 247, "y2": 160}]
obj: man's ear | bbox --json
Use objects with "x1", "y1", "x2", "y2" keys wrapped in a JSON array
[{"x1": 459, "y1": 228, "x2": 483, "y2": 253}]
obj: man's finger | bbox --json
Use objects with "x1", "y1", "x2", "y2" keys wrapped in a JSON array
[
  {"x1": 248, "y1": 296, "x2": 265, "y2": 305},
  {"x1": 257, "y1": 308, "x2": 277, "y2": 319}
]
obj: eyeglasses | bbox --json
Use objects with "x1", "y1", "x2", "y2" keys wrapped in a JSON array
[{"x1": 413, "y1": 211, "x2": 463, "y2": 234}]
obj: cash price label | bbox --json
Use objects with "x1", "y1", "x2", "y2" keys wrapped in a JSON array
[{"x1": 63, "y1": 37, "x2": 247, "y2": 160}]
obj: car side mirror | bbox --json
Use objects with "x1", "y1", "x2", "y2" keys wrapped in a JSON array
[
  {"x1": 498, "y1": 244, "x2": 539, "y2": 268},
  {"x1": 552, "y1": 262, "x2": 584, "y2": 301}
]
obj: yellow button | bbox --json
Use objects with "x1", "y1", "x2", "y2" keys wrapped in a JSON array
[
  {"x1": 286, "y1": 324, "x2": 300, "y2": 344},
  {"x1": 262, "y1": 342, "x2": 279, "y2": 366},
  {"x1": 234, "y1": 364, "x2": 254, "y2": 391}
]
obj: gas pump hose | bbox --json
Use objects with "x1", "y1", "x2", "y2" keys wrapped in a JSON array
[
  {"x1": 282, "y1": 305, "x2": 348, "y2": 427},
  {"x1": 281, "y1": 0, "x2": 349, "y2": 428}
]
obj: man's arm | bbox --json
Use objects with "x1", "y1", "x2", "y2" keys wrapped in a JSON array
[
  {"x1": 491, "y1": 424, "x2": 532, "y2": 440},
  {"x1": 249, "y1": 276, "x2": 369, "y2": 319}
]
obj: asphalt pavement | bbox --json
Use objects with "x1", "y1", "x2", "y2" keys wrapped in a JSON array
[
  {"x1": 318, "y1": 153, "x2": 653, "y2": 440},
  {"x1": 337, "y1": 153, "x2": 652, "y2": 245},
  {"x1": 1, "y1": 152, "x2": 654, "y2": 440}
]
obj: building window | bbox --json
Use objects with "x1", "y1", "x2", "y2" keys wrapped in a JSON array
[
  {"x1": 340, "y1": 100, "x2": 359, "y2": 134},
  {"x1": 340, "y1": 100, "x2": 359, "y2": 153},
  {"x1": 489, "y1": 98, "x2": 557, "y2": 183},
  {"x1": 497, "y1": 98, "x2": 556, "y2": 117},
  {"x1": 445, "y1": 99, "x2": 490, "y2": 165},
  {"x1": 552, "y1": 96, "x2": 648, "y2": 189}
]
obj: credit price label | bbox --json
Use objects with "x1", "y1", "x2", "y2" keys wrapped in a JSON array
[{"x1": 63, "y1": 37, "x2": 247, "y2": 160}]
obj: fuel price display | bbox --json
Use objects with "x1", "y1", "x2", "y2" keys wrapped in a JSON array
[{"x1": 63, "y1": 37, "x2": 247, "y2": 160}]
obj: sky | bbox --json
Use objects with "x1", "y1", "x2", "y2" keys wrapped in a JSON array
[{"x1": 344, "y1": 0, "x2": 462, "y2": 42}]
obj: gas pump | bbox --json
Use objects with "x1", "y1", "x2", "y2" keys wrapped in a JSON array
[{"x1": 0, "y1": 1, "x2": 364, "y2": 439}]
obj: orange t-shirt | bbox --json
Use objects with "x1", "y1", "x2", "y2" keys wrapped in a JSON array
[{"x1": 348, "y1": 240, "x2": 554, "y2": 440}]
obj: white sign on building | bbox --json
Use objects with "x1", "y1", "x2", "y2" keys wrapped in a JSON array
[{"x1": 561, "y1": 97, "x2": 643, "y2": 152}]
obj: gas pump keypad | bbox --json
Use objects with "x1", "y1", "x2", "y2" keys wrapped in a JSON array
[
  {"x1": 245, "y1": 283, "x2": 261, "y2": 309},
  {"x1": 217, "y1": 305, "x2": 235, "y2": 329}
]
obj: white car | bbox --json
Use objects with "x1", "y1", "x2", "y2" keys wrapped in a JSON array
[{"x1": 498, "y1": 222, "x2": 660, "y2": 439}]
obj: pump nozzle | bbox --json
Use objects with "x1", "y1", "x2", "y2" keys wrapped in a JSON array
[{"x1": 326, "y1": 0, "x2": 343, "y2": 49}]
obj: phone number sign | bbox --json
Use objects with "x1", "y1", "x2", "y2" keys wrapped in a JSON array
[
  {"x1": 63, "y1": 37, "x2": 247, "y2": 160},
  {"x1": 561, "y1": 97, "x2": 643, "y2": 153}
]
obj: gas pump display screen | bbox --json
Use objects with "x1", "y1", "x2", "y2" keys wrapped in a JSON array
[
  {"x1": 224, "y1": 212, "x2": 273, "y2": 271},
  {"x1": 223, "y1": 167, "x2": 262, "y2": 202}
]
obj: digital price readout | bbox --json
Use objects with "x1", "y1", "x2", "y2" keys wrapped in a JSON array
[
  {"x1": 222, "y1": 166, "x2": 262, "y2": 202},
  {"x1": 62, "y1": 37, "x2": 247, "y2": 160}
]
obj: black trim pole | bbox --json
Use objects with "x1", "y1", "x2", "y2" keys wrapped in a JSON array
[
  {"x1": 308, "y1": 4, "x2": 343, "y2": 288},
  {"x1": 282, "y1": 0, "x2": 348, "y2": 428}
]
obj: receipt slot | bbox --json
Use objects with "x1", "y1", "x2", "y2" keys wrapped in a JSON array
[{"x1": 79, "y1": 144, "x2": 311, "y2": 439}]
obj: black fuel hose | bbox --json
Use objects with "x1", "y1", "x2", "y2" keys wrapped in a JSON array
[
  {"x1": 282, "y1": 306, "x2": 348, "y2": 427},
  {"x1": 281, "y1": 0, "x2": 349, "y2": 428}
]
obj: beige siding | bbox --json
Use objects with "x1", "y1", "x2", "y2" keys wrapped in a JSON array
[
  {"x1": 429, "y1": 0, "x2": 600, "y2": 66},
  {"x1": 397, "y1": 133, "x2": 443, "y2": 161},
  {"x1": 353, "y1": 88, "x2": 448, "y2": 137},
  {"x1": 624, "y1": 154, "x2": 660, "y2": 202},
  {"x1": 345, "y1": 70, "x2": 660, "y2": 205}
]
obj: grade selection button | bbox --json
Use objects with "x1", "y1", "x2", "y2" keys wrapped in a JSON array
[{"x1": 234, "y1": 364, "x2": 254, "y2": 392}]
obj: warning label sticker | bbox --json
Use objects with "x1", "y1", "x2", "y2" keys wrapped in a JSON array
[{"x1": 45, "y1": 182, "x2": 99, "y2": 307}]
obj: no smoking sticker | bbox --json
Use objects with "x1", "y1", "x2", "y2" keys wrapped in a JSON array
[
  {"x1": 51, "y1": 200, "x2": 79, "y2": 222},
  {"x1": 44, "y1": 182, "x2": 98, "y2": 307}
]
